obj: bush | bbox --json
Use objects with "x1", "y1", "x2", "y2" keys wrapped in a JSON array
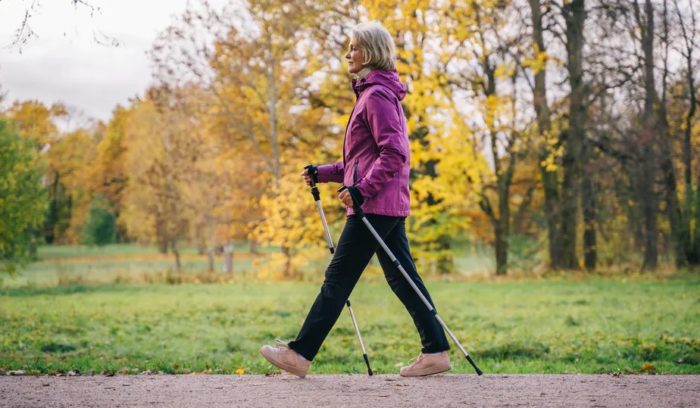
[{"x1": 80, "y1": 197, "x2": 116, "y2": 246}]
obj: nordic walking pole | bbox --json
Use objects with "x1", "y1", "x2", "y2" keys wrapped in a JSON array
[
  {"x1": 339, "y1": 185, "x2": 483, "y2": 376},
  {"x1": 304, "y1": 165, "x2": 374, "y2": 376}
]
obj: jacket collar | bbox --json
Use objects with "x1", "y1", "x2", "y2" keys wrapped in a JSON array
[{"x1": 351, "y1": 68, "x2": 376, "y2": 96}]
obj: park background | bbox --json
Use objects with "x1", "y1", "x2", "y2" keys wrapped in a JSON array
[{"x1": 0, "y1": 0, "x2": 698, "y2": 376}]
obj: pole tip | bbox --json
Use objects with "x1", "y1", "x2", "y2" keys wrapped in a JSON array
[
  {"x1": 363, "y1": 354, "x2": 373, "y2": 376},
  {"x1": 466, "y1": 355, "x2": 483, "y2": 376}
]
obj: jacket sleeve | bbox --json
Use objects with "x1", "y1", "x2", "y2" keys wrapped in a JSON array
[
  {"x1": 316, "y1": 161, "x2": 344, "y2": 183},
  {"x1": 355, "y1": 89, "x2": 408, "y2": 200}
]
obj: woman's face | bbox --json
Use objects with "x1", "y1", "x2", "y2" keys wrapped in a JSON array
[{"x1": 345, "y1": 38, "x2": 365, "y2": 74}]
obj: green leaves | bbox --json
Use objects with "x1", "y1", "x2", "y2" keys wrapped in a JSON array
[{"x1": 0, "y1": 119, "x2": 48, "y2": 274}]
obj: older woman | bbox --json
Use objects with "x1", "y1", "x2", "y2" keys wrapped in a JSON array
[{"x1": 260, "y1": 21, "x2": 451, "y2": 378}]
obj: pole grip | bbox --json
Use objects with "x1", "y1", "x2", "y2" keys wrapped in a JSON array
[
  {"x1": 305, "y1": 165, "x2": 321, "y2": 200},
  {"x1": 304, "y1": 165, "x2": 319, "y2": 184}
]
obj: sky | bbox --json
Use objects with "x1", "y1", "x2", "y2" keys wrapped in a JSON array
[{"x1": 0, "y1": 0, "x2": 193, "y2": 125}]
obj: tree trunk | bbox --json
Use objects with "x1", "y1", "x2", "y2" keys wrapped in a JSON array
[
  {"x1": 658, "y1": 121, "x2": 683, "y2": 267},
  {"x1": 675, "y1": 0, "x2": 698, "y2": 264},
  {"x1": 636, "y1": 0, "x2": 660, "y2": 270},
  {"x1": 639, "y1": 161, "x2": 659, "y2": 271},
  {"x1": 494, "y1": 220, "x2": 508, "y2": 276},
  {"x1": 172, "y1": 241, "x2": 182, "y2": 273},
  {"x1": 479, "y1": 51, "x2": 516, "y2": 276},
  {"x1": 694, "y1": 179, "x2": 700, "y2": 262},
  {"x1": 529, "y1": 0, "x2": 562, "y2": 269},
  {"x1": 282, "y1": 246, "x2": 292, "y2": 278},
  {"x1": 582, "y1": 163, "x2": 597, "y2": 270},
  {"x1": 207, "y1": 246, "x2": 215, "y2": 272},
  {"x1": 561, "y1": 0, "x2": 587, "y2": 270},
  {"x1": 223, "y1": 242, "x2": 234, "y2": 274},
  {"x1": 250, "y1": 240, "x2": 259, "y2": 255},
  {"x1": 657, "y1": 0, "x2": 685, "y2": 268}
]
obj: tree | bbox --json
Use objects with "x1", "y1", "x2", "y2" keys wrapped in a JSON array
[
  {"x1": 0, "y1": 119, "x2": 48, "y2": 274},
  {"x1": 119, "y1": 87, "x2": 198, "y2": 271},
  {"x1": 3, "y1": 100, "x2": 66, "y2": 148},
  {"x1": 527, "y1": 0, "x2": 563, "y2": 270},
  {"x1": 1, "y1": 100, "x2": 81, "y2": 244},
  {"x1": 80, "y1": 196, "x2": 116, "y2": 246},
  {"x1": 560, "y1": 0, "x2": 590, "y2": 269},
  {"x1": 44, "y1": 128, "x2": 98, "y2": 243},
  {"x1": 434, "y1": 0, "x2": 530, "y2": 275},
  {"x1": 670, "y1": 0, "x2": 700, "y2": 266},
  {"x1": 92, "y1": 106, "x2": 131, "y2": 242}
]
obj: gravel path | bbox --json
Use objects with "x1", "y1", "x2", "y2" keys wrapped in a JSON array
[{"x1": 1, "y1": 374, "x2": 698, "y2": 407}]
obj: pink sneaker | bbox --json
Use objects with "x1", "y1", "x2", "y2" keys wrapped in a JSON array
[
  {"x1": 259, "y1": 340, "x2": 311, "y2": 378},
  {"x1": 399, "y1": 351, "x2": 452, "y2": 377}
]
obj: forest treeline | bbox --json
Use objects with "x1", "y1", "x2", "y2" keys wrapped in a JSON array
[{"x1": 1, "y1": 0, "x2": 699, "y2": 277}]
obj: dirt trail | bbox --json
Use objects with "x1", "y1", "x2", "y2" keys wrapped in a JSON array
[{"x1": 1, "y1": 374, "x2": 698, "y2": 407}]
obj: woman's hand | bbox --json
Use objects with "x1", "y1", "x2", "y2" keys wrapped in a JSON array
[
  {"x1": 301, "y1": 168, "x2": 313, "y2": 187},
  {"x1": 338, "y1": 189, "x2": 353, "y2": 207},
  {"x1": 301, "y1": 165, "x2": 318, "y2": 187}
]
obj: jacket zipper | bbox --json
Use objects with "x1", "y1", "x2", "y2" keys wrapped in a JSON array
[{"x1": 353, "y1": 161, "x2": 359, "y2": 185}]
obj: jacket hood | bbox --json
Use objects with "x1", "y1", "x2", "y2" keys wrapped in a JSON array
[{"x1": 352, "y1": 69, "x2": 407, "y2": 101}]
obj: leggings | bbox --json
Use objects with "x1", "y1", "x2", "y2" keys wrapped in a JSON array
[{"x1": 287, "y1": 214, "x2": 450, "y2": 361}]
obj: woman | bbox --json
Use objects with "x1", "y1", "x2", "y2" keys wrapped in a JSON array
[{"x1": 260, "y1": 21, "x2": 451, "y2": 378}]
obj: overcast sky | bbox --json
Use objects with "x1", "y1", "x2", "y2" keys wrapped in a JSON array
[{"x1": 0, "y1": 0, "x2": 193, "y2": 124}]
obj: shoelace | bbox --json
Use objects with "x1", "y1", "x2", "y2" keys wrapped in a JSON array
[
  {"x1": 273, "y1": 339, "x2": 308, "y2": 363},
  {"x1": 274, "y1": 338, "x2": 290, "y2": 349},
  {"x1": 406, "y1": 353, "x2": 426, "y2": 366}
]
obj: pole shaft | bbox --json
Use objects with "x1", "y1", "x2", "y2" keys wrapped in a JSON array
[
  {"x1": 315, "y1": 200, "x2": 335, "y2": 253},
  {"x1": 346, "y1": 300, "x2": 368, "y2": 355},
  {"x1": 360, "y1": 217, "x2": 433, "y2": 310}
]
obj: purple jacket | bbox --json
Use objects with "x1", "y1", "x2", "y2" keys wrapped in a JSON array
[{"x1": 317, "y1": 70, "x2": 411, "y2": 217}]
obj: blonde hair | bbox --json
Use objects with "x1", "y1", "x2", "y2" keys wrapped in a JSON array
[{"x1": 351, "y1": 21, "x2": 397, "y2": 71}]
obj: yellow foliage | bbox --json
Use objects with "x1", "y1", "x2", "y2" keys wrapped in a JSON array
[
  {"x1": 522, "y1": 43, "x2": 549, "y2": 74},
  {"x1": 252, "y1": 169, "x2": 342, "y2": 279},
  {"x1": 494, "y1": 64, "x2": 516, "y2": 79},
  {"x1": 50, "y1": 130, "x2": 98, "y2": 242},
  {"x1": 3, "y1": 100, "x2": 67, "y2": 147}
]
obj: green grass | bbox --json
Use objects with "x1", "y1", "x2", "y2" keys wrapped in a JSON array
[{"x1": 1, "y1": 278, "x2": 698, "y2": 375}]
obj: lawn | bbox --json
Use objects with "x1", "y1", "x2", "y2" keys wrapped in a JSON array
[{"x1": 1, "y1": 274, "x2": 698, "y2": 375}]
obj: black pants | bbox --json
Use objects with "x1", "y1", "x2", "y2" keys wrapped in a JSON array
[{"x1": 288, "y1": 214, "x2": 450, "y2": 361}]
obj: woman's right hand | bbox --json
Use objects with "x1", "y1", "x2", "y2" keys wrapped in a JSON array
[
  {"x1": 301, "y1": 169, "x2": 312, "y2": 187},
  {"x1": 301, "y1": 165, "x2": 318, "y2": 187}
]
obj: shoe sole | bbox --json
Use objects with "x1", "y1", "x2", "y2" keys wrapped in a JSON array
[
  {"x1": 259, "y1": 348, "x2": 308, "y2": 378},
  {"x1": 400, "y1": 365, "x2": 452, "y2": 377}
]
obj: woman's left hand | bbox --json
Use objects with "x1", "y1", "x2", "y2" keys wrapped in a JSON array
[{"x1": 338, "y1": 189, "x2": 353, "y2": 207}]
